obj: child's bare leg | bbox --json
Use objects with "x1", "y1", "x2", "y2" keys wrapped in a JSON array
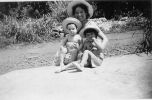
[
  {"x1": 80, "y1": 50, "x2": 102, "y2": 68},
  {"x1": 80, "y1": 50, "x2": 90, "y2": 68},
  {"x1": 61, "y1": 62, "x2": 75, "y2": 71},
  {"x1": 55, "y1": 61, "x2": 78, "y2": 73},
  {"x1": 59, "y1": 53, "x2": 65, "y2": 67},
  {"x1": 59, "y1": 46, "x2": 67, "y2": 67}
]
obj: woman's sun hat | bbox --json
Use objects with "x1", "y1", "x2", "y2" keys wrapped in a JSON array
[
  {"x1": 62, "y1": 17, "x2": 82, "y2": 33},
  {"x1": 67, "y1": 0, "x2": 94, "y2": 19},
  {"x1": 80, "y1": 22, "x2": 100, "y2": 37}
]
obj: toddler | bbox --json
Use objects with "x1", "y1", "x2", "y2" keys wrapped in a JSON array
[{"x1": 53, "y1": 17, "x2": 82, "y2": 72}]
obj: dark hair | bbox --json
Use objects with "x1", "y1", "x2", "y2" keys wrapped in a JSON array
[
  {"x1": 84, "y1": 28, "x2": 98, "y2": 38},
  {"x1": 66, "y1": 23, "x2": 77, "y2": 29},
  {"x1": 72, "y1": 3, "x2": 90, "y2": 19}
]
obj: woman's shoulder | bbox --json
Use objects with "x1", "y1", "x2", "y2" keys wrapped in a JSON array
[
  {"x1": 86, "y1": 20, "x2": 97, "y2": 26},
  {"x1": 85, "y1": 20, "x2": 100, "y2": 30}
]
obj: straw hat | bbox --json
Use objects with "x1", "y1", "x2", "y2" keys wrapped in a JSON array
[
  {"x1": 67, "y1": 0, "x2": 94, "y2": 19},
  {"x1": 80, "y1": 23, "x2": 100, "y2": 37},
  {"x1": 62, "y1": 17, "x2": 82, "y2": 33}
]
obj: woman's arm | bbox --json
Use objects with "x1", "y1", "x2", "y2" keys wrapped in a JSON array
[
  {"x1": 97, "y1": 30, "x2": 108, "y2": 49},
  {"x1": 60, "y1": 35, "x2": 68, "y2": 53},
  {"x1": 91, "y1": 21, "x2": 108, "y2": 49},
  {"x1": 92, "y1": 38, "x2": 103, "y2": 51}
]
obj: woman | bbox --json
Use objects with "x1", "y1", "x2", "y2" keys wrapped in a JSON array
[{"x1": 67, "y1": 0, "x2": 108, "y2": 50}]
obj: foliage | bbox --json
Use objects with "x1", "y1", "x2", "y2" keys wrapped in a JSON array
[
  {"x1": 0, "y1": 14, "x2": 60, "y2": 48},
  {"x1": 0, "y1": 2, "x2": 51, "y2": 19},
  {"x1": 135, "y1": 19, "x2": 152, "y2": 54},
  {"x1": 0, "y1": 1, "x2": 69, "y2": 48},
  {"x1": 47, "y1": 0, "x2": 69, "y2": 22},
  {"x1": 0, "y1": 1, "x2": 151, "y2": 56}
]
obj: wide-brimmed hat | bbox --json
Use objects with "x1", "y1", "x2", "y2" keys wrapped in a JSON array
[
  {"x1": 67, "y1": 0, "x2": 93, "y2": 19},
  {"x1": 80, "y1": 23, "x2": 100, "y2": 37},
  {"x1": 62, "y1": 17, "x2": 82, "y2": 33}
]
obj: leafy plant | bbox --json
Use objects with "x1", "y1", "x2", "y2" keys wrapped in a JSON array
[
  {"x1": 135, "y1": 19, "x2": 152, "y2": 54},
  {"x1": 47, "y1": 0, "x2": 69, "y2": 22}
]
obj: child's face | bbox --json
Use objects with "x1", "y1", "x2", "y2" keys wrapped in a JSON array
[
  {"x1": 85, "y1": 32, "x2": 96, "y2": 40},
  {"x1": 67, "y1": 24, "x2": 77, "y2": 35}
]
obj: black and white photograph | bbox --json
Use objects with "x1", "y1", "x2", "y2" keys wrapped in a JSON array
[{"x1": 0, "y1": 0, "x2": 152, "y2": 99}]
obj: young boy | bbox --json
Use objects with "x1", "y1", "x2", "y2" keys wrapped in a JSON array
[
  {"x1": 53, "y1": 17, "x2": 83, "y2": 72},
  {"x1": 76, "y1": 27, "x2": 104, "y2": 71}
]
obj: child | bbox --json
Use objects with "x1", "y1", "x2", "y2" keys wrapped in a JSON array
[
  {"x1": 53, "y1": 17, "x2": 82, "y2": 71},
  {"x1": 76, "y1": 26, "x2": 104, "y2": 71},
  {"x1": 56, "y1": 24, "x2": 105, "y2": 72}
]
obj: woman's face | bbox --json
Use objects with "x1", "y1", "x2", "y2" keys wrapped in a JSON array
[{"x1": 74, "y1": 7, "x2": 87, "y2": 22}]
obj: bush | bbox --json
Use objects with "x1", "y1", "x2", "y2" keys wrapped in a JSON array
[
  {"x1": 135, "y1": 19, "x2": 152, "y2": 54},
  {"x1": 47, "y1": 1, "x2": 69, "y2": 22},
  {"x1": 108, "y1": 16, "x2": 148, "y2": 33},
  {"x1": 0, "y1": 1, "x2": 70, "y2": 48},
  {"x1": 0, "y1": 14, "x2": 62, "y2": 47}
]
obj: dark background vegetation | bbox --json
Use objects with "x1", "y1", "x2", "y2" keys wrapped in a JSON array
[
  {"x1": 0, "y1": 0, "x2": 151, "y2": 54},
  {"x1": 0, "y1": 0, "x2": 151, "y2": 20}
]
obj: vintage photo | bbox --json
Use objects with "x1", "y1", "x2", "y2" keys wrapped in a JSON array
[{"x1": 0, "y1": 0, "x2": 152, "y2": 99}]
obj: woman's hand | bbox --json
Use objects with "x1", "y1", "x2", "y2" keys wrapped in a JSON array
[
  {"x1": 92, "y1": 38, "x2": 103, "y2": 51},
  {"x1": 92, "y1": 37, "x2": 98, "y2": 44}
]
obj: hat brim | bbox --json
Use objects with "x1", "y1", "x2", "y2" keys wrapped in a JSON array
[
  {"x1": 80, "y1": 25, "x2": 99, "y2": 38},
  {"x1": 83, "y1": 28, "x2": 99, "y2": 37},
  {"x1": 62, "y1": 17, "x2": 82, "y2": 33},
  {"x1": 67, "y1": 0, "x2": 93, "y2": 19}
]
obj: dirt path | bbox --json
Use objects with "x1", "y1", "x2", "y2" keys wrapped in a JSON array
[{"x1": 0, "y1": 41, "x2": 60, "y2": 75}]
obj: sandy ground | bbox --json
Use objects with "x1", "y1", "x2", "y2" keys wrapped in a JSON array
[
  {"x1": 0, "y1": 30, "x2": 151, "y2": 99},
  {"x1": 0, "y1": 53, "x2": 152, "y2": 100}
]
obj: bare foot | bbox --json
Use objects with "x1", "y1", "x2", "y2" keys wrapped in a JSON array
[
  {"x1": 55, "y1": 68, "x2": 63, "y2": 73},
  {"x1": 55, "y1": 65, "x2": 64, "y2": 73},
  {"x1": 73, "y1": 62, "x2": 84, "y2": 71}
]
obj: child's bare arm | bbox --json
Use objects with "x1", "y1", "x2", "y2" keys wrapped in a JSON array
[
  {"x1": 61, "y1": 35, "x2": 68, "y2": 46},
  {"x1": 60, "y1": 35, "x2": 68, "y2": 52},
  {"x1": 78, "y1": 37, "x2": 83, "y2": 51}
]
